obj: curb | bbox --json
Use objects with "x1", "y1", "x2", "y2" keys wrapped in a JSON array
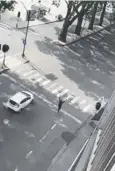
[
  {"x1": 0, "y1": 67, "x2": 9, "y2": 74},
  {"x1": 57, "y1": 23, "x2": 114, "y2": 47},
  {"x1": 47, "y1": 144, "x2": 67, "y2": 171},
  {"x1": 23, "y1": 56, "x2": 46, "y2": 76},
  {"x1": 68, "y1": 139, "x2": 89, "y2": 171}
]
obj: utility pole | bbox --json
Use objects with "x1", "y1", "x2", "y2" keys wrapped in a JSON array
[{"x1": 22, "y1": 10, "x2": 31, "y2": 58}]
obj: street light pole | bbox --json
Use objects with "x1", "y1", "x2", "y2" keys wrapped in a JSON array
[{"x1": 22, "y1": 10, "x2": 31, "y2": 58}]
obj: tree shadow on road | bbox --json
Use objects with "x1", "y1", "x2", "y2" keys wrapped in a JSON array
[{"x1": 34, "y1": 26, "x2": 115, "y2": 101}]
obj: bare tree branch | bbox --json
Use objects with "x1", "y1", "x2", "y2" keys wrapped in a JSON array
[{"x1": 64, "y1": 0, "x2": 68, "y2": 5}]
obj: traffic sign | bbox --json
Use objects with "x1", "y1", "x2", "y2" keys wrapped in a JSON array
[{"x1": 23, "y1": 39, "x2": 26, "y2": 45}]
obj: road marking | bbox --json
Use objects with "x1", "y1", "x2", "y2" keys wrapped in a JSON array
[
  {"x1": 80, "y1": 100, "x2": 86, "y2": 104},
  {"x1": 41, "y1": 80, "x2": 51, "y2": 86},
  {"x1": 29, "y1": 73, "x2": 39, "y2": 79},
  {"x1": 46, "y1": 83, "x2": 57, "y2": 90},
  {"x1": 39, "y1": 130, "x2": 50, "y2": 143},
  {"x1": 75, "y1": 100, "x2": 86, "y2": 109},
  {"x1": 39, "y1": 123, "x2": 57, "y2": 143},
  {"x1": 68, "y1": 139, "x2": 89, "y2": 171},
  {"x1": 61, "y1": 109, "x2": 82, "y2": 124},
  {"x1": 52, "y1": 86, "x2": 63, "y2": 94},
  {"x1": 57, "y1": 89, "x2": 69, "y2": 97},
  {"x1": 14, "y1": 167, "x2": 18, "y2": 171},
  {"x1": 23, "y1": 70, "x2": 36, "y2": 77},
  {"x1": 33, "y1": 76, "x2": 45, "y2": 83},
  {"x1": 69, "y1": 96, "x2": 80, "y2": 105},
  {"x1": 83, "y1": 104, "x2": 92, "y2": 112},
  {"x1": 51, "y1": 123, "x2": 57, "y2": 130},
  {"x1": 24, "y1": 131, "x2": 35, "y2": 138},
  {"x1": 63, "y1": 94, "x2": 72, "y2": 101},
  {"x1": 26, "y1": 151, "x2": 33, "y2": 159}
]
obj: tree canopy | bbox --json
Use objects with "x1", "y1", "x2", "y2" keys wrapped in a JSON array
[{"x1": 0, "y1": 0, "x2": 16, "y2": 12}]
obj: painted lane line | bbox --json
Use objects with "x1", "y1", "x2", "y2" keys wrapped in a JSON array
[
  {"x1": 39, "y1": 130, "x2": 50, "y2": 143},
  {"x1": 51, "y1": 123, "x2": 57, "y2": 130},
  {"x1": 41, "y1": 80, "x2": 51, "y2": 86},
  {"x1": 52, "y1": 86, "x2": 63, "y2": 94},
  {"x1": 26, "y1": 151, "x2": 33, "y2": 159},
  {"x1": 68, "y1": 139, "x2": 89, "y2": 171},
  {"x1": 69, "y1": 96, "x2": 80, "y2": 105},
  {"x1": 39, "y1": 123, "x2": 57, "y2": 143},
  {"x1": 57, "y1": 89, "x2": 69, "y2": 97}
]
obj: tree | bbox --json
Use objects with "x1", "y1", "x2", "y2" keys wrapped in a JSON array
[
  {"x1": 88, "y1": 2, "x2": 99, "y2": 30},
  {"x1": 74, "y1": 2, "x2": 94, "y2": 35},
  {"x1": 0, "y1": 0, "x2": 16, "y2": 13},
  {"x1": 58, "y1": 1, "x2": 83, "y2": 42},
  {"x1": 99, "y1": 1, "x2": 107, "y2": 26}
]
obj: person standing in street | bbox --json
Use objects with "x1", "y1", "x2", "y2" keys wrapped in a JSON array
[{"x1": 57, "y1": 96, "x2": 65, "y2": 113}]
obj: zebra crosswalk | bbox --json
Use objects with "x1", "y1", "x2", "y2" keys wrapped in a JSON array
[{"x1": 2, "y1": 55, "x2": 106, "y2": 114}]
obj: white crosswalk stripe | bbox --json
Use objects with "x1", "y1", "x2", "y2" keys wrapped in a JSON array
[
  {"x1": 52, "y1": 86, "x2": 63, "y2": 94},
  {"x1": 29, "y1": 73, "x2": 39, "y2": 80},
  {"x1": 23, "y1": 70, "x2": 36, "y2": 77},
  {"x1": 57, "y1": 89, "x2": 69, "y2": 97},
  {"x1": 63, "y1": 94, "x2": 72, "y2": 101},
  {"x1": 69, "y1": 96, "x2": 80, "y2": 105},
  {"x1": 75, "y1": 100, "x2": 86, "y2": 109},
  {"x1": 33, "y1": 76, "x2": 45, "y2": 83},
  {"x1": 46, "y1": 83, "x2": 57, "y2": 90},
  {"x1": 82, "y1": 104, "x2": 92, "y2": 112},
  {"x1": 41, "y1": 80, "x2": 51, "y2": 86}
]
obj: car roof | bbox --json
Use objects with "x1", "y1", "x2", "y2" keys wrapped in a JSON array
[{"x1": 10, "y1": 92, "x2": 27, "y2": 104}]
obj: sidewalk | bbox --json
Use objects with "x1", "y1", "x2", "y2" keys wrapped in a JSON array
[
  {"x1": 47, "y1": 123, "x2": 94, "y2": 171},
  {"x1": 0, "y1": 14, "x2": 60, "y2": 29}
]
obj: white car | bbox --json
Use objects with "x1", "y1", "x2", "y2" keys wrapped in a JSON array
[{"x1": 3, "y1": 91, "x2": 34, "y2": 112}]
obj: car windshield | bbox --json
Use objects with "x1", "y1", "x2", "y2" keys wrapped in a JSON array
[
  {"x1": 9, "y1": 100, "x2": 19, "y2": 106},
  {"x1": 22, "y1": 92, "x2": 30, "y2": 97}
]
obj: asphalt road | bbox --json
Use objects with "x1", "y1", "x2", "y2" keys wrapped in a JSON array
[
  {"x1": 0, "y1": 70, "x2": 85, "y2": 171},
  {"x1": 0, "y1": 21, "x2": 114, "y2": 170}
]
